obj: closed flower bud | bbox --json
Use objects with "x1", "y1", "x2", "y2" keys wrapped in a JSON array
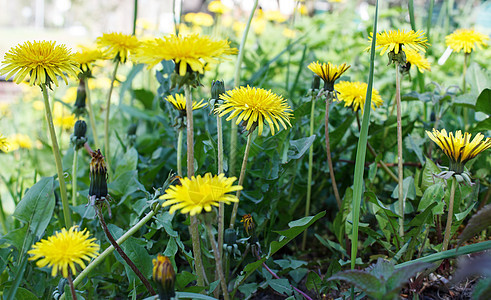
[
  {"x1": 73, "y1": 78, "x2": 87, "y2": 117},
  {"x1": 211, "y1": 80, "x2": 225, "y2": 100},
  {"x1": 152, "y1": 254, "x2": 175, "y2": 300},
  {"x1": 89, "y1": 149, "x2": 108, "y2": 201},
  {"x1": 241, "y1": 214, "x2": 255, "y2": 237},
  {"x1": 70, "y1": 120, "x2": 87, "y2": 150},
  {"x1": 311, "y1": 75, "x2": 320, "y2": 91}
]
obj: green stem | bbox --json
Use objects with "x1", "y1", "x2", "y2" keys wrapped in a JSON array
[
  {"x1": 442, "y1": 177, "x2": 456, "y2": 252},
  {"x1": 217, "y1": 115, "x2": 225, "y2": 273},
  {"x1": 60, "y1": 207, "x2": 160, "y2": 300},
  {"x1": 177, "y1": 128, "x2": 183, "y2": 177},
  {"x1": 395, "y1": 63, "x2": 404, "y2": 238},
  {"x1": 325, "y1": 94, "x2": 342, "y2": 209},
  {"x1": 189, "y1": 215, "x2": 206, "y2": 287},
  {"x1": 104, "y1": 61, "x2": 120, "y2": 180},
  {"x1": 67, "y1": 270, "x2": 77, "y2": 300},
  {"x1": 0, "y1": 195, "x2": 8, "y2": 234},
  {"x1": 132, "y1": 0, "x2": 138, "y2": 36},
  {"x1": 462, "y1": 52, "x2": 470, "y2": 129},
  {"x1": 230, "y1": 0, "x2": 258, "y2": 177},
  {"x1": 72, "y1": 149, "x2": 78, "y2": 206},
  {"x1": 85, "y1": 78, "x2": 100, "y2": 149},
  {"x1": 302, "y1": 92, "x2": 317, "y2": 250},
  {"x1": 229, "y1": 134, "x2": 253, "y2": 229},
  {"x1": 205, "y1": 222, "x2": 229, "y2": 300},
  {"x1": 351, "y1": 0, "x2": 379, "y2": 272},
  {"x1": 41, "y1": 84, "x2": 72, "y2": 228}
]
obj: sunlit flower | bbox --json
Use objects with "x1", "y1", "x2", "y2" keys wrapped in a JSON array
[
  {"x1": 8, "y1": 133, "x2": 33, "y2": 151},
  {"x1": 73, "y1": 47, "x2": 106, "y2": 73},
  {"x1": 307, "y1": 61, "x2": 350, "y2": 92},
  {"x1": 369, "y1": 29, "x2": 428, "y2": 56},
  {"x1": 404, "y1": 48, "x2": 431, "y2": 73},
  {"x1": 426, "y1": 129, "x2": 491, "y2": 174},
  {"x1": 152, "y1": 254, "x2": 175, "y2": 300},
  {"x1": 28, "y1": 226, "x2": 99, "y2": 278},
  {"x1": 62, "y1": 86, "x2": 78, "y2": 103},
  {"x1": 334, "y1": 81, "x2": 383, "y2": 112},
  {"x1": 96, "y1": 32, "x2": 140, "y2": 63},
  {"x1": 266, "y1": 10, "x2": 288, "y2": 23},
  {"x1": 166, "y1": 94, "x2": 207, "y2": 112},
  {"x1": 208, "y1": 1, "x2": 230, "y2": 14},
  {"x1": 161, "y1": 173, "x2": 242, "y2": 216},
  {"x1": 445, "y1": 28, "x2": 489, "y2": 53},
  {"x1": 0, "y1": 40, "x2": 79, "y2": 87},
  {"x1": 135, "y1": 34, "x2": 237, "y2": 75},
  {"x1": 185, "y1": 12, "x2": 214, "y2": 27},
  {"x1": 53, "y1": 113, "x2": 76, "y2": 131},
  {"x1": 0, "y1": 134, "x2": 9, "y2": 152},
  {"x1": 282, "y1": 28, "x2": 297, "y2": 38},
  {"x1": 215, "y1": 86, "x2": 293, "y2": 136}
]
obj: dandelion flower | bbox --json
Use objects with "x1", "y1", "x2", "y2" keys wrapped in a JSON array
[
  {"x1": 96, "y1": 32, "x2": 140, "y2": 63},
  {"x1": 28, "y1": 226, "x2": 99, "y2": 278},
  {"x1": 215, "y1": 86, "x2": 293, "y2": 136},
  {"x1": 166, "y1": 94, "x2": 207, "y2": 112},
  {"x1": 307, "y1": 61, "x2": 350, "y2": 92},
  {"x1": 369, "y1": 29, "x2": 428, "y2": 56},
  {"x1": 0, "y1": 40, "x2": 79, "y2": 87},
  {"x1": 73, "y1": 47, "x2": 107, "y2": 73},
  {"x1": 266, "y1": 10, "x2": 288, "y2": 23},
  {"x1": 135, "y1": 34, "x2": 237, "y2": 75},
  {"x1": 0, "y1": 134, "x2": 9, "y2": 152},
  {"x1": 161, "y1": 173, "x2": 242, "y2": 216},
  {"x1": 404, "y1": 48, "x2": 431, "y2": 73},
  {"x1": 426, "y1": 129, "x2": 491, "y2": 174},
  {"x1": 334, "y1": 81, "x2": 383, "y2": 112},
  {"x1": 152, "y1": 254, "x2": 175, "y2": 299},
  {"x1": 8, "y1": 133, "x2": 33, "y2": 151},
  {"x1": 185, "y1": 12, "x2": 214, "y2": 27},
  {"x1": 241, "y1": 214, "x2": 255, "y2": 237},
  {"x1": 445, "y1": 28, "x2": 489, "y2": 53},
  {"x1": 208, "y1": 1, "x2": 230, "y2": 14}
]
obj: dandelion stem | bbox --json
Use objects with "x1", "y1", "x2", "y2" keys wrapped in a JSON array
[
  {"x1": 95, "y1": 207, "x2": 156, "y2": 295},
  {"x1": 442, "y1": 177, "x2": 456, "y2": 252},
  {"x1": 229, "y1": 133, "x2": 253, "y2": 229},
  {"x1": 72, "y1": 149, "x2": 78, "y2": 206},
  {"x1": 325, "y1": 93, "x2": 342, "y2": 209},
  {"x1": 205, "y1": 222, "x2": 229, "y2": 300},
  {"x1": 104, "y1": 61, "x2": 119, "y2": 180},
  {"x1": 41, "y1": 84, "x2": 72, "y2": 228},
  {"x1": 184, "y1": 84, "x2": 206, "y2": 287},
  {"x1": 395, "y1": 63, "x2": 405, "y2": 238},
  {"x1": 0, "y1": 195, "x2": 8, "y2": 234},
  {"x1": 85, "y1": 78, "x2": 100, "y2": 149},
  {"x1": 302, "y1": 91, "x2": 317, "y2": 250},
  {"x1": 177, "y1": 127, "x2": 183, "y2": 176},
  {"x1": 67, "y1": 270, "x2": 77, "y2": 300},
  {"x1": 462, "y1": 52, "x2": 470, "y2": 129},
  {"x1": 217, "y1": 114, "x2": 225, "y2": 276}
]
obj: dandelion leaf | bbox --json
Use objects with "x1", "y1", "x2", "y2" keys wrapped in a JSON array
[{"x1": 457, "y1": 204, "x2": 491, "y2": 248}]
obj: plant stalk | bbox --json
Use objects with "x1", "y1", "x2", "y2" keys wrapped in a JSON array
[
  {"x1": 302, "y1": 92, "x2": 317, "y2": 250},
  {"x1": 177, "y1": 127, "x2": 183, "y2": 176},
  {"x1": 85, "y1": 78, "x2": 100, "y2": 149},
  {"x1": 229, "y1": 133, "x2": 253, "y2": 229},
  {"x1": 395, "y1": 63, "x2": 405, "y2": 238},
  {"x1": 462, "y1": 52, "x2": 470, "y2": 129},
  {"x1": 95, "y1": 207, "x2": 156, "y2": 295},
  {"x1": 325, "y1": 93, "x2": 342, "y2": 209},
  {"x1": 442, "y1": 177, "x2": 456, "y2": 252},
  {"x1": 72, "y1": 149, "x2": 78, "y2": 206},
  {"x1": 205, "y1": 222, "x2": 229, "y2": 300},
  {"x1": 217, "y1": 114, "x2": 225, "y2": 276},
  {"x1": 104, "y1": 61, "x2": 120, "y2": 180},
  {"x1": 41, "y1": 84, "x2": 72, "y2": 228},
  {"x1": 67, "y1": 270, "x2": 77, "y2": 300}
]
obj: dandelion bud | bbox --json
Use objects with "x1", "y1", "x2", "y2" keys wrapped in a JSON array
[
  {"x1": 211, "y1": 80, "x2": 225, "y2": 100},
  {"x1": 311, "y1": 75, "x2": 320, "y2": 91},
  {"x1": 70, "y1": 120, "x2": 87, "y2": 151},
  {"x1": 152, "y1": 254, "x2": 176, "y2": 300},
  {"x1": 224, "y1": 228, "x2": 237, "y2": 246},
  {"x1": 89, "y1": 149, "x2": 108, "y2": 201},
  {"x1": 241, "y1": 214, "x2": 255, "y2": 237},
  {"x1": 73, "y1": 78, "x2": 87, "y2": 117}
]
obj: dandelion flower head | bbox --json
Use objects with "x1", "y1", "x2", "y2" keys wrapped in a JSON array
[
  {"x1": 96, "y1": 32, "x2": 140, "y2": 63},
  {"x1": 165, "y1": 94, "x2": 207, "y2": 112},
  {"x1": 445, "y1": 28, "x2": 489, "y2": 53},
  {"x1": 0, "y1": 40, "x2": 79, "y2": 87},
  {"x1": 369, "y1": 29, "x2": 428, "y2": 56},
  {"x1": 334, "y1": 81, "x2": 383, "y2": 112},
  {"x1": 0, "y1": 134, "x2": 9, "y2": 152},
  {"x1": 8, "y1": 133, "x2": 33, "y2": 151},
  {"x1": 307, "y1": 61, "x2": 350, "y2": 91},
  {"x1": 208, "y1": 1, "x2": 230, "y2": 14},
  {"x1": 28, "y1": 226, "x2": 100, "y2": 277},
  {"x1": 184, "y1": 12, "x2": 214, "y2": 27},
  {"x1": 161, "y1": 173, "x2": 242, "y2": 216},
  {"x1": 215, "y1": 86, "x2": 293, "y2": 136},
  {"x1": 426, "y1": 129, "x2": 491, "y2": 173},
  {"x1": 404, "y1": 48, "x2": 431, "y2": 73},
  {"x1": 74, "y1": 47, "x2": 107, "y2": 73}
]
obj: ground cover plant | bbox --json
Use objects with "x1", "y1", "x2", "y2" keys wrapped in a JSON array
[{"x1": 0, "y1": 0, "x2": 490, "y2": 299}]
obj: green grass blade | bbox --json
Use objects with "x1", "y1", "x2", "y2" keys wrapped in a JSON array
[{"x1": 350, "y1": 0, "x2": 379, "y2": 271}]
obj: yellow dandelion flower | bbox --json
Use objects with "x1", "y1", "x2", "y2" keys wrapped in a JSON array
[
  {"x1": 166, "y1": 94, "x2": 207, "y2": 112},
  {"x1": 266, "y1": 10, "x2": 288, "y2": 23},
  {"x1": 334, "y1": 81, "x2": 383, "y2": 112},
  {"x1": 28, "y1": 226, "x2": 99, "y2": 278},
  {"x1": 369, "y1": 29, "x2": 428, "y2": 56},
  {"x1": 445, "y1": 28, "x2": 489, "y2": 53},
  {"x1": 208, "y1": 1, "x2": 230, "y2": 14},
  {"x1": 0, "y1": 40, "x2": 79, "y2": 87},
  {"x1": 96, "y1": 32, "x2": 140, "y2": 63},
  {"x1": 404, "y1": 48, "x2": 431, "y2": 73},
  {"x1": 215, "y1": 86, "x2": 293, "y2": 136},
  {"x1": 62, "y1": 86, "x2": 78, "y2": 103},
  {"x1": 426, "y1": 129, "x2": 491, "y2": 173},
  {"x1": 53, "y1": 114, "x2": 76, "y2": 131},
  {"x1": 282, "y1": 28, "x2": 297, "y2": 39},
  {"x1": 73, "y1": 47, "x2": 107, "y2": 73},
  {"x1": 0, "y1": 134, "x2": 9, "y2": 152},
  {"x1": 241, "y1": 214, "x2": 255, "y2": 236},
  {"x1": 135, "y1": 34, "x2": 237, "y2": 75},
  {"x1": 8, "y1": 133, "x2": 33, "y2": 151},
  {"x1": 152, "y1": 254, "x2": 175, "y2": 299},
  {"x1": 307, "y1": 61, "x2": 350, "y2": 92},
  {"x1": 185, "y1": 12, "x2": 214, "y2": 27},
  {"x1": 160, "y1": 173, "x2": 242, "y2": 216}
]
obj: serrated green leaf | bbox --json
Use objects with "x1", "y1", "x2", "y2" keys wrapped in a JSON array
[
  {"x1": 329, "y1": 270, "x2": 383, "y2": 297},
  {"x1": 368, "y1": 259, "x2": 395, "y2": 281},
  {"x1": 421, "y1": 159, "x2": 444, "y2": 192},
  {"x1": 386, "y1": 262, "x2": 430, "y2": 293},
  {"x1": 475, "y1": 88, "x2": 491, "y2": 115},
  {"x1": 288, "y1": 135, "x2": 315, "y2": 160},
  {"x1": 306, "y1": 271, "x2": 322, "y2": 291},
  {"x1": 418, "y1": 183, "x2": 444, "y2": 212},
  {"x1": 268, "y1": 278, "x2": 292, "y2": 296},
  {"x1": 458, "y1": 204, "x2": 491, "y2": 248}
]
